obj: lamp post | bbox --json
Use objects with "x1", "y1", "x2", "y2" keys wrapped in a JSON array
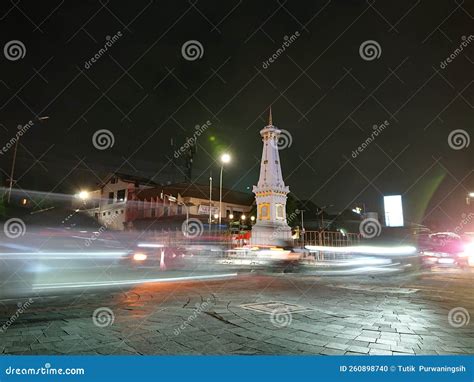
[
  {"x1": 209, "y1": 174, "x2": 212, "y2": 233},
  {"x1": 468, "y1": 192, "x2": 474, "y2": 205},
  {"x1": 7, "y1": 116, "x2": 49, "y2": 203},
  {"x1": 219, "y1": 153, "x2": 231, "y2": 226}
]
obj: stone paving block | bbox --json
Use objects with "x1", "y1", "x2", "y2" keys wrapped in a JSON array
[
  {"x1": 376, "y1": 338, "x2": 397, "y2": 346},
  {"x1": 369, "y1": 349, "x2": 392, "y2": 355},
  {"x1": 321, "y1": 348, "x2": 346, "y2": 355},
  {"x1": 325, "y1": 342, "x2": 349, "y2": 351},
  {"x1": 369, "y1": 342, "x2": 391, "y2": 351},
  {"x1": 390, "y1": 345, "x2": 415, "y2": 354},
  {"x1": 348, "y1": 340, "x2": 370, "y2": 347},
  {"x1": 347, "y1": 346, "x2": 370, "y2": 354}
]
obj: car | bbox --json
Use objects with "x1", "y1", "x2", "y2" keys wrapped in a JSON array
[{"x1": 420, "y1": 232, "x2": 470, "y2": 269}]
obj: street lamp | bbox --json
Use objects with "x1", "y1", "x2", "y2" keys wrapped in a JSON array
[
  {"x1": 7, "y1": 116, "x2": 49, "y2": 203},
  {"x1": 219, "y1": 153, "x2": 231, "y2": 226},
  {"x1": 78, "y1": 191, "x2": 90, "y2": 200}
]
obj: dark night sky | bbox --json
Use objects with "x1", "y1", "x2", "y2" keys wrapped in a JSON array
[{"x1": 0, "y1": 0, "x2": 472, "y2": 229}]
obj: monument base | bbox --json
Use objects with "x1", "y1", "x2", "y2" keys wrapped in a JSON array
[{"x1": 250, "y1": 222, "x2": 293, "y2": 247}]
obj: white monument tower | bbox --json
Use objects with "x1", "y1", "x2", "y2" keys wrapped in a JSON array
[{"x1": 251, "y1": 108, "x2": 292, "y2": 246}]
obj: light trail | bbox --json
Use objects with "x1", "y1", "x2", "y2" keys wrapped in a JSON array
[
  {"x1": 305, "y1": 245, "x2": 417, "y2": 255},
  {"x1": 32, "y1": 273, "x2": 238, "y2": 290}
]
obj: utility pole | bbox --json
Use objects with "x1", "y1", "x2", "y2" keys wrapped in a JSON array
[
  {"x1": 209, "y1": 174, "x2": 212, "y2": 233},
  {"x1": 7, "y1": 138, "x2": 19, "y2": 203},
  {"x1": 7, "y1": 116, "x2": 49, "y2": 203}
]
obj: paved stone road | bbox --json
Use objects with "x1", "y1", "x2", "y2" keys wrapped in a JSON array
[{"x1": 0, "y1": 269, "x2": 473, "y2": 355}]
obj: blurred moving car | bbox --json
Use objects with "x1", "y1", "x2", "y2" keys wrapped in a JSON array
[{"x1": 420, "y1": 232, "x2": 472, "y2": 269}]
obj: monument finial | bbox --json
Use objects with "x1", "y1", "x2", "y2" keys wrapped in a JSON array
[{"x1": 268, "y1": 106, "x2": 273, "y2": 126}]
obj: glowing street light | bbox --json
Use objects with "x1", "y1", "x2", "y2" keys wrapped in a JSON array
[
  {"x1": 78, "y1": 191, "x2": 90, "y2": 200},
  {"x1": 241, "y1": 214, "x2": 246, "y2": 220},
  {"x1": 229, "y1": 214, "x2": 234, "y2": 220},
  {"x1": 220, "y1": 153, "x2": 231, "y2": 164},
  {"x1": 219, "y1": 153, "x2": 231, "y2": 226}
]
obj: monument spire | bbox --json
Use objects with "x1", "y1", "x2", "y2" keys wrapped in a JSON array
[{"x1": 251, "y1": 107, "x2": 292, "y2": 246}]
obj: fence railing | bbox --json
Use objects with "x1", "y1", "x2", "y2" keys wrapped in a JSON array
[
  {"x1": 133, "y1": 228, "x2": 360, "y2": 249},
  {"x1": 295, "y1": 230, "x2": 361, "y2": 248}
]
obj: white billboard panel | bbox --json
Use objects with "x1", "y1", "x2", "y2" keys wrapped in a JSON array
[{"x1": 384, "y1": 195, "x2": 404, "y2": 227}]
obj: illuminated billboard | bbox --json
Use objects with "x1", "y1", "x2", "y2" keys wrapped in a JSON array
[{"x1": 384, "y1": 195, "x2": 404, "y2": 227}]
